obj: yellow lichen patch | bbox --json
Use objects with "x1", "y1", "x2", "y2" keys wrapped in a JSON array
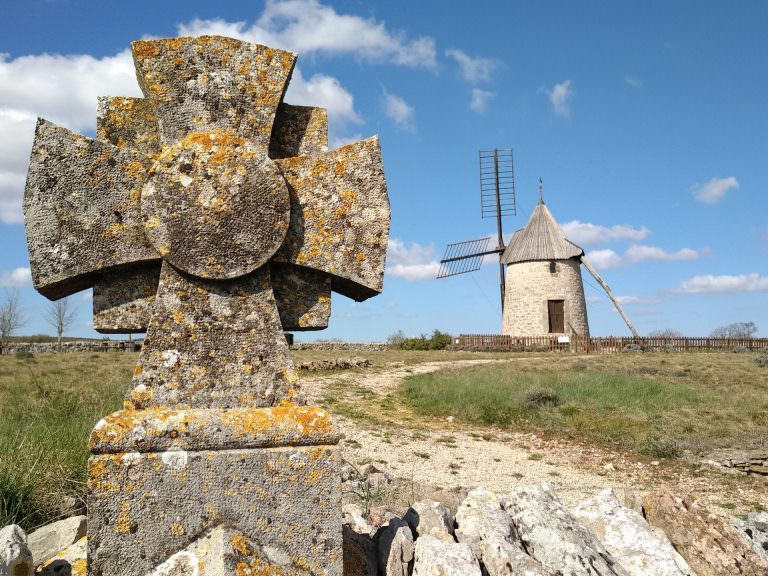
[
  {"x1": 132, "y1": 40, "x2": 159, "y2": 59},
  {"x1": 355, "y1": 252, "x2": 367, "y2": 262},
  {"x1": 231, "y1": 534, "x2": 251, "y2": 555},
  {"x1": 104, "y1": 222, "x2": 126, "y2": 239},
  {"x1": 171, "y1": 308, "x2": 185, "y2": 324},
  {"x1": 169, "y1": 522, "x2": 186, "y2": 536},
  {"x1": 115, "y1": 502, "x2": 132, "y2": 534}
]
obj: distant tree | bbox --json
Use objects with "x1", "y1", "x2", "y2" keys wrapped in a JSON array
[
  {"x1": 44, "y1": 297, "x2": 77, "y2": 352},
  {"x1": 399, "y1": 329, "x2": 454, "y2": 351},
  {"x1": 709, "y1": 321, "x2": 757, "y2": 339},
  {"x1": 0, "y1": 288, "x2": 25, "y2": 352},
  {"x1": 386, "y1": 330, "x2": 406, "y2": 347},
  {"x1": 647, "y1": 329, "x2": 684, "y2": 338}
]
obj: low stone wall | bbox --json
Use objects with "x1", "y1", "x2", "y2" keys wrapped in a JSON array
[
  {"x1": 291, "y1": 342, "x2": 390, "y2": 351},
  {"x1": 1, "y1": 340, "x2": 140, "y2": 354}
]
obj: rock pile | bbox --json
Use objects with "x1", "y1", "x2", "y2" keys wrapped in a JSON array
[
  {"x1": 0, "y1": 516, "x2": 86, "y2": 576},
  {"x1": 291, "y1": 342, "x2": 390, "y2": 351},
  {"x1": 297, "y1": 357, "x2": 373, "y2": 371},
  {"x1": 704, "y1": 449, "x2": 768, "y2": 476},
  {"x1": 3, "y1": 485, "x2": 767, "y2": 575},
  {"x1": 342, "y1": 482, "x2": 768, "y2": 576}
]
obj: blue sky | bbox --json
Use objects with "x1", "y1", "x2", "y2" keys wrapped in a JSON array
[{"x1": 1, "y1": 0, "x2": 766, "y2": 340}]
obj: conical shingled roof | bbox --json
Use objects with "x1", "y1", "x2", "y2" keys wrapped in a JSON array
[{"x1": 500, "y1": 199, "x2": 583, "y2": 264}]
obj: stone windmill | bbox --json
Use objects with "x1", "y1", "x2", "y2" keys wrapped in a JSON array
[
  {"x1": 438, "y1": 151, "x2": 637, "y2": 338},
  {"x1": 24, "y1": 36, "x2": 389, "y2": 575}
]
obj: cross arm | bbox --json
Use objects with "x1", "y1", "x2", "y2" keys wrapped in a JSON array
[
  {"x1": 23, "y1": 119, "x2": 157, "y2": 299},
  {"x1": 273, "y1": 136, "x2": 390, "y2": 302}
]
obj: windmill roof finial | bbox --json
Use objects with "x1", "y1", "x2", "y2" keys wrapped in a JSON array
[{"x1": 538, "y1": 178, "x2": 544, "y2": 205}]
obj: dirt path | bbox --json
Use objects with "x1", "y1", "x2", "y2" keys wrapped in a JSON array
[{"x1": 301, "y1": 359, "x2": 767, "y2": 514}]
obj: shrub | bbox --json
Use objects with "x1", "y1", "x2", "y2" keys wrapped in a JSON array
[
  {"x1": 524, "y1": 388, "x2": 560, "y2": 407},
  {"x1": 755, "y1": 354, "x2": 768, "y2": 369},
  {"x1": 731, "y1": 345, "x2": 750, "y2": 354},
  {"x1": 644, "y1": 437, "x2": 681, "y2": 459},
  {"x1": 14, "y1": 351, "x2": 34, "y2": 361},
  {"x1": 623, "y1": 343, "x2": 644, "y2": 353},
  {"x1": 399, "y1": 330, "x2": 453, "y2": 351},
  {"x1": 637, "y1": 366, "x2": 659, "y2": 375}
]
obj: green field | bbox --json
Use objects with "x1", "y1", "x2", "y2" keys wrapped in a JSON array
[
  {"x1": 403, "y1": 353, "x2": 768, "y2": 457},
  {"x1": 1, "y1": 349, "x2": 766, "y2": 531}
]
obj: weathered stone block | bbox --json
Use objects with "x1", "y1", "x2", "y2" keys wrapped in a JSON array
[{"x1": 87, "y1": 405, "x2": 342, "y2": 576}]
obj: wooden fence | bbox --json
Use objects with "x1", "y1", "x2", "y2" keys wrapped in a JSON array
[{"x1": 453, "y1": 334, "x2": 768, "y2": 354}]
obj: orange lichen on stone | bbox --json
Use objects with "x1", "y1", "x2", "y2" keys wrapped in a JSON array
[
  {"x1": 115, "y1": 501, "x2": 132, "y2": 534},
  {"x1": 169, "y1": 522, "x2": 186, "y2": 536}
]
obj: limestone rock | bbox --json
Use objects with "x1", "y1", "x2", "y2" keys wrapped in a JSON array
[
  {"x1": 478, "y1": 534, "x2": 551, "y2": 576},
  {"x1": 343, "y1": 503, "x2": 375, "y2": 536},
  {"x1": 735, "y1": 511, "x2": 768, "y2": 560},
  {"x1": 27, "y1": 516, "x2": 87, "y2": 568},
  {"x1": 502, "y1": 483, "x2": 628, "y2": 576},
  {"x1": 377, "y1": 519, "x2": 414, "y2": 576},
  {"x1": 455, "y1": 488, "x2": 548, "y2": 576},
  {"x1": 572, "y1": 489, "x2": 690, "y2": 576},
  {"x1": 403, "y1": 500, "x2": 455, "y2": 542},
  {"x1": 643, "y1": 489, "x2": 768, "y2": 576},
  {"x1": 455, "y1": 488, "x2": 513, "y2": 546},
  {"x1": 0, "y1": 525, "x2": 32, "y2": 576},
  {"x1": 412, "y1": 535, "x2": 481, "y2": 576},
  {"x1": 35, "y1": 536, "x2": 86, "y2": 576}
]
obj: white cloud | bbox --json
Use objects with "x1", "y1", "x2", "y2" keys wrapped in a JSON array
[
  {"x1": 585, "y1": 249, "x2": 623, "y2": 270},
  {"x1": 0, "y1": 267, "x2": 31, "y2": 287},
  {"x1": 615, "y1": 295, "x2": 660, "y2": 305},
  {"x1": 470, "y1": 89, "x2": 494, "y2": 113},
  {"x1": 561, "y1": 220, "x2": 650, "y2": 247},
  {"x1": 585, "y1": 295, "x2": 603, "y2": 304},
  {"x1": 178, "y1": 1, "x2": 437, "y2": 68},
  {"x1": 0, "y1": 50, "x2": 141, "y2": 224},
  {"x1": 0, "y1": 21, "x2": 365, "y2": 223},
  {"x1": 386, "y1": 238, "x2": 439, "y2": 281},
  {"x1": 691, "y1": 176, "x2": 739, "y2": 204},
  {"x1": 544, "y1": 80, "x2": 572, "y2": 117},
  {"x1": 624, "y1": 75, "x2": 642, "y2": 88},
  {"x1": 383, "y1": 91, "x2": 415, "y2": 131},
  {"x1": 445, "y1": 49, "x2": 495, "y2": 84},
  {"x1": 284, "y1": 67, "x2": 362, "y2": 128},
  {"x1": 677, "y1": 273, "x2": 768, "y2": 294},
  {"x1": 585, "y1": 244, "x2": 700, "y2": 269},
  {"x1": 329, "y1": 133, "x2": 363, "y2": 150},
  {"x1": 624, "y1": 245, "x2": 699, "y2": 263}
]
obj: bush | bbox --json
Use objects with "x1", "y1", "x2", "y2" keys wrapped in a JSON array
[
  {"x1": 623, "y1": 343, "x2": 644, "y2": 353},
  {"x1": 399, "y1": 330, "x2": 453, "y2": 351},
  {"x1": 14, "y1": 351, "x2": 34, "y2": 361},
  {"x1": 525, "y1": 388, "x2": 560, "y2": 407},
  {"x1": 644, "y1": 437, "x2": 681, "y2": 459},
  {"x1": 755, "y1": 354, "x2": 768, "y2": 369},
  {"x1": 731, "y1": 345, "x2": 750, "y2": 354}
]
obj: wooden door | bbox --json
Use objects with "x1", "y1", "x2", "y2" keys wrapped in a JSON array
[{"x1": 548, "y1": 300, "x2": 564, "y2": 333}]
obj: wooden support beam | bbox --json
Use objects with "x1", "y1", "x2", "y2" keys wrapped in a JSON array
[{"x1": 580, "y1": 256, "x2": 640, "y2": 339}]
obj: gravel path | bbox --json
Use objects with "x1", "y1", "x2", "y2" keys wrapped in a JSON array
[
  {"x1": 301, "y1": 359, "x2": 767, "y2": 515},
  {"x1": 302, "y1": 360, "x2": 637, "y2": 507}
]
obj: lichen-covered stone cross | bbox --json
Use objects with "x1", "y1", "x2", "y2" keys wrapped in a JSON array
[{"x1": 24, "y1": 36, "x2": 390, "y2": 410}]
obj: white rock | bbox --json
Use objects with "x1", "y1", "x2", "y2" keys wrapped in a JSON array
[
  {"x1": 502, "y1": 483, "x2": 628, "y2": 576},
  {"x1": 735, "y1": 511, "x2": 768, "y2": 560},
  {"x1": 27, "y1": 515, "x2": 87, "y2": 567},
  {"x1": 455, "y1": 488, "x2": 512, "y2": 545},
  {"x1": 0, "y1": 524, "x2": 32, "y2": 576},
  {"x1": 377, "y1": 518, "x2": 413, "y2": 576},
  {"x1": 403, "y1": 500, "x2": 455, "y2": 542},
  {"x1": 455, "y1": 488, "x2": 548, "y2": 576},
  {"x1": 478, "y1": 533, "x2": 551, "y2": 576},
  {"x1": 35, "y1": 536, "x2": 87, "y2": 576},
  {"x1": 572, "y1": 489, "x2": 691, "y2": 576},
  {"x1": 413, "y1": 535, "x2": 481, "y2": 576}
]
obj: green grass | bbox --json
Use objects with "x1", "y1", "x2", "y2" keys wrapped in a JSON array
[
  {"x1": 402, "y1": 354, "x2": 768, "y2": 458},
  {"x1": 0, "y1": 352, "x2": 132, "y2": 530}
]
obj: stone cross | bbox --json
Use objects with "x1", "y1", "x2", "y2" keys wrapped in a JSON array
[{"x1": 24, "y1": 36, "x2": 390, "y2": 575}]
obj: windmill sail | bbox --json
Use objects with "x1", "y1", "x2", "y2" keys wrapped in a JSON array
[{"x1": 437, "y1": 236, "x2": 499, "y2": 278}]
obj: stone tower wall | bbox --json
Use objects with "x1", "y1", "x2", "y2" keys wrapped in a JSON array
[{"x1": 502, "y1": 258, "x2": 590, "y2": 337}]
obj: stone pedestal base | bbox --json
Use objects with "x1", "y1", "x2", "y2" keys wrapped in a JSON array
[{"x1": 87, "y1": 404, "x2": 341, "y2": 576}]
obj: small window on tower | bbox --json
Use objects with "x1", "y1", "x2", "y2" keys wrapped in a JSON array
[{"x1": 549, "y1": 261, "x2": 557, "y2": 274}]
